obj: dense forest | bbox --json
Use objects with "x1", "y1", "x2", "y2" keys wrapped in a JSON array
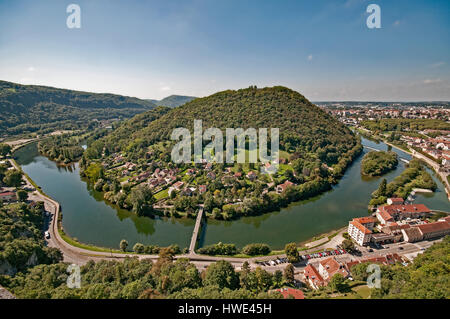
[
  {"x1": 90, "y1": 86, "x2": 358, "y2": 159},
  {"x1": 370, "y1": 159, "x2": 437, "y2": 205},
  {"x1": 38, "y1": 134, "x2": 85, "y2": 163},
  {"x1": 80, "y1": 86, "x2": 362, "y2": 219},
  {"x1": 0, "y1": 203, "x2": 62, "y2": 276},
  {"x1": 349, "y1": 236, "x2": 450, "y2": 299},
  {"x1": 0, "y1": 80, "x2": 156, "y2": 137},
  {"x1": 361, "y1": 151, "x2": 398, "y2": 177},
  {"x1": 361, "y1": 118, "x2": 450, "y2": 132}
]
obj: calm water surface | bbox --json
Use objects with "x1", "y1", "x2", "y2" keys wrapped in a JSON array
[{"x1": 14, "y1": 137, "x2": 449, "y2": 250}]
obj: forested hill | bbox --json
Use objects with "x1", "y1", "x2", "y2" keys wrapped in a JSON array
[
  {"x1": 88, "y1": 86, "x2": 359, "y2": 169},
  {"x1": 149, "y1": 95, "x2": 197, "y2": 108},
  {"x1": 0, "y1": 80, "x2": 156, "y2": 137}
]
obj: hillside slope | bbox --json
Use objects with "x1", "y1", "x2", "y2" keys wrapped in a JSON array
[
  {"x1": 105, "y1": 86, "x2": 358, "y2": 163},
  {"x1": 149, "y1": 95, "x2": 197, "y2": 108},
  {"x1": 0, "y1": 80, "x2": 156, "y2": 137}
]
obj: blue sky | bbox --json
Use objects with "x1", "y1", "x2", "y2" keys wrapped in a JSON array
[{"x1": 0, "y1": 0, "x2": 449, "y2": 101}]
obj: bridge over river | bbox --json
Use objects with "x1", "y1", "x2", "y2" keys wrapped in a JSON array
[{"x1": 188, "y1": 207, "x2": 204, "y2": 255}]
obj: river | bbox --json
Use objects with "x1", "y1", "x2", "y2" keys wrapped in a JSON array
[{"x1": 14, "y1": 137, "x2": 449, "y2": 250}]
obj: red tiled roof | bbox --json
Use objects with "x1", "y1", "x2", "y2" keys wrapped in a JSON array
[
  {"x1": 304, "y1": 264, "x2": 324, "y2": 285},
  {"x1": 0, "y1": 192, "x2": 15, "y2": 197},
  {"x1": 350, "y1": 220, "x2": 372, "y2": 234},
  {"x1": 380, "y1": 204, "x2": 431, "y2": 215},
  {"x1": 275, "y1": 288, "x2": 305, "y2": 299},
  {"x1": 353, "y1": 217, "x2": 377, "y2": 224},
  {"x1": 416, "y1": 221, "x2": 450, "y2": 235},
  {"x1": 377, "y1": 210, "x2": 394, "y2": 223}
]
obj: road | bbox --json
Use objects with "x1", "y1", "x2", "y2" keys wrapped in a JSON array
[
  {"x1": 7, "y1": 157, "x2": 445, "y2": 273},
  {"x1": 411, "y1": 150, "x2": 450, "y2": 200}
]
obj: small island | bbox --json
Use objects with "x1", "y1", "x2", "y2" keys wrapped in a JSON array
[{"x1": 361, "y1": 151, "x2": 398, "y2": 177}]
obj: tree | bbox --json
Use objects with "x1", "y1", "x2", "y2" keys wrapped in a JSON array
[
  {"x1": 329, "y1": 273, "x2": 348, "y2": 292},
  {"x1": 284, "y1": 242, "x2": 300, "y2": 263},
  {"x1": 204, "y1": 260, "x2": 239, "y2": 290},
  {"x1": 129, "y1": 185, "x2": 155, "y2": 216},
  {"x1": 283, "y1": 264, "x2": 295, "y2": 285},
  {"x1": 120, "y1": 239, "x2": 128, "y2": 252},
  {"x1": 0, "y1": 143, "x2": 11, "y2": 157},
  {"x1": 342, "y1": 239, "x2": 355, "y2": 252},
  {"x1": 273, "y1": 270, "x2": 283, "y2": 288},
  {"x1": 375, "y1": 178, "x2": 387, "y2": 197},
  {"x1": 3, "y1": 169, "x2": 22, "y2": 187},
  {"x1": 133, "y1": 243, "x2": 145, "y2": 254},
  {"x1": 16, "y1": 189, "x2": 28, "y2": 202}
]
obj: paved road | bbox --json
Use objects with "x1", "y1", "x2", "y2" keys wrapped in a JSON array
[
  {"x1": 8, "y1": 157, "x2": 445, "y2": 272},
  {"x1": 411, "y1": 150, "x2": 450, "y2": 200}
]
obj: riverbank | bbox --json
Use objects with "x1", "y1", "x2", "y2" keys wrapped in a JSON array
[
  {"x1": 355, "y1": 127, "x2": 450, "y2": 201},
  {"x1": 9, "y1": 153, "x2": 348, "y2": 262},
  {"x1": 13, "y1": 136, "x2": 449, "y2": 255}
]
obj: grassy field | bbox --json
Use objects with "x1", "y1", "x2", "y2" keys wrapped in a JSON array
[{"x1": 154, "y1": 188, "x2": 169, "y2": 200}]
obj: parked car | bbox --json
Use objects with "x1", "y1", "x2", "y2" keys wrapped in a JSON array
[{"x1": 44, "y1": 231, "x2": 50, "y2": 239}]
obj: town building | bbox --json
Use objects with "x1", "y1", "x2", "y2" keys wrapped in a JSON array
[
  {"x1": 273, "y1": 288, "x2": 304, "y2": 299},
  {"x1": 303, "y1": 264, "x2": 325, "y2": 289},
  {"x1": 276, "y1": 180, "x2": 294, "y2": 193},
  {"x1": 0, "y1": 191, "x2": 16, "y2": 202},
  {"x1": 318, "y1": 257, "x2": 350, "y2": 281},
  {"x1": 401, "y1": 219, "x2": 450, "y2": 242}
]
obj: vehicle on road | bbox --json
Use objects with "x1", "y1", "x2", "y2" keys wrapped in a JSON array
[{"x1": 44, "y1": 231, "x2": 50, "y2": 239}]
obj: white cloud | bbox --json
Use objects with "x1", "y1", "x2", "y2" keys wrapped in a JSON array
[
  {"x1": 307, "y1": 54, "x2": 313, "y2": 61},
  {"x1": 160, "y1": 86, "x2": 171, "y2": 91},
  {"x1": 27, "y1": 66, "x2": 35, "y2": 72},
  {"x1": 423, "y1": 78, "x2": 441, "y2": 84},
  {"x1": 430, "y1": 62, "x2": 445, "y2": 68}
]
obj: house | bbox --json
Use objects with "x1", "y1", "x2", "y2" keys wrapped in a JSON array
[
  {"x1": 345, "y1": 254, "x2": 404, "y2": 272},
  {"x1": 442, "y1": 154, "x2": 450, "y2": 167},
  {"x1": 0, "y1": 191, "x2": 16, "y2": 202},
  {"x1": 387, "y1": 197, "x2": 404, "y2": 205},
  {"x1": 274, "y1": 288, "x2": 304, "y2": 299},
  {"x1": 376, "y1": 209, "x2": 395, "y2": 225},
  {"x1": 234, "y1": 172, "x2": 242, "y2": 178},
  {"x1": 172, "y1": 181, "x2": 184, "y2": 190},
  {"x1": 207, "y1": 171, "x2": 216, "y2": 179},
  {"x1": 205, "y1": 163, "x2": 213, "y2": 171},
  {"x1": 318, "y1": 257, "x2": 350, "y2": 281},
  {"x1": 376, "y1": 204, "x2": 431, "y2": 222},
  {"x1": 303, "y1": 264, "x2": 325, "y2": 289},
  {"x1": 401, "y1": 227, "x2": 423, "y2": 243},
  {"x1": 247, "y1": 171, "x2": 257, "y2": 180},
  {"x1": 183, "y1": 187, "x2": 196, "y2": 196},
  {"x1": 186, "y1": 169, "x2": 196, "y2": 176},
  {"x1": 402, "y1": 219, "x2": 450, "y2": 242},
  {"x1": 276, "y1": 180, "x2": 294, "y2": 193},
  {"x1": 198, "y1": 185, "x2": 207, "y2": 194},
  {"x1": 347, "y1": 217, "x2": 376, "y2": 246}
]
